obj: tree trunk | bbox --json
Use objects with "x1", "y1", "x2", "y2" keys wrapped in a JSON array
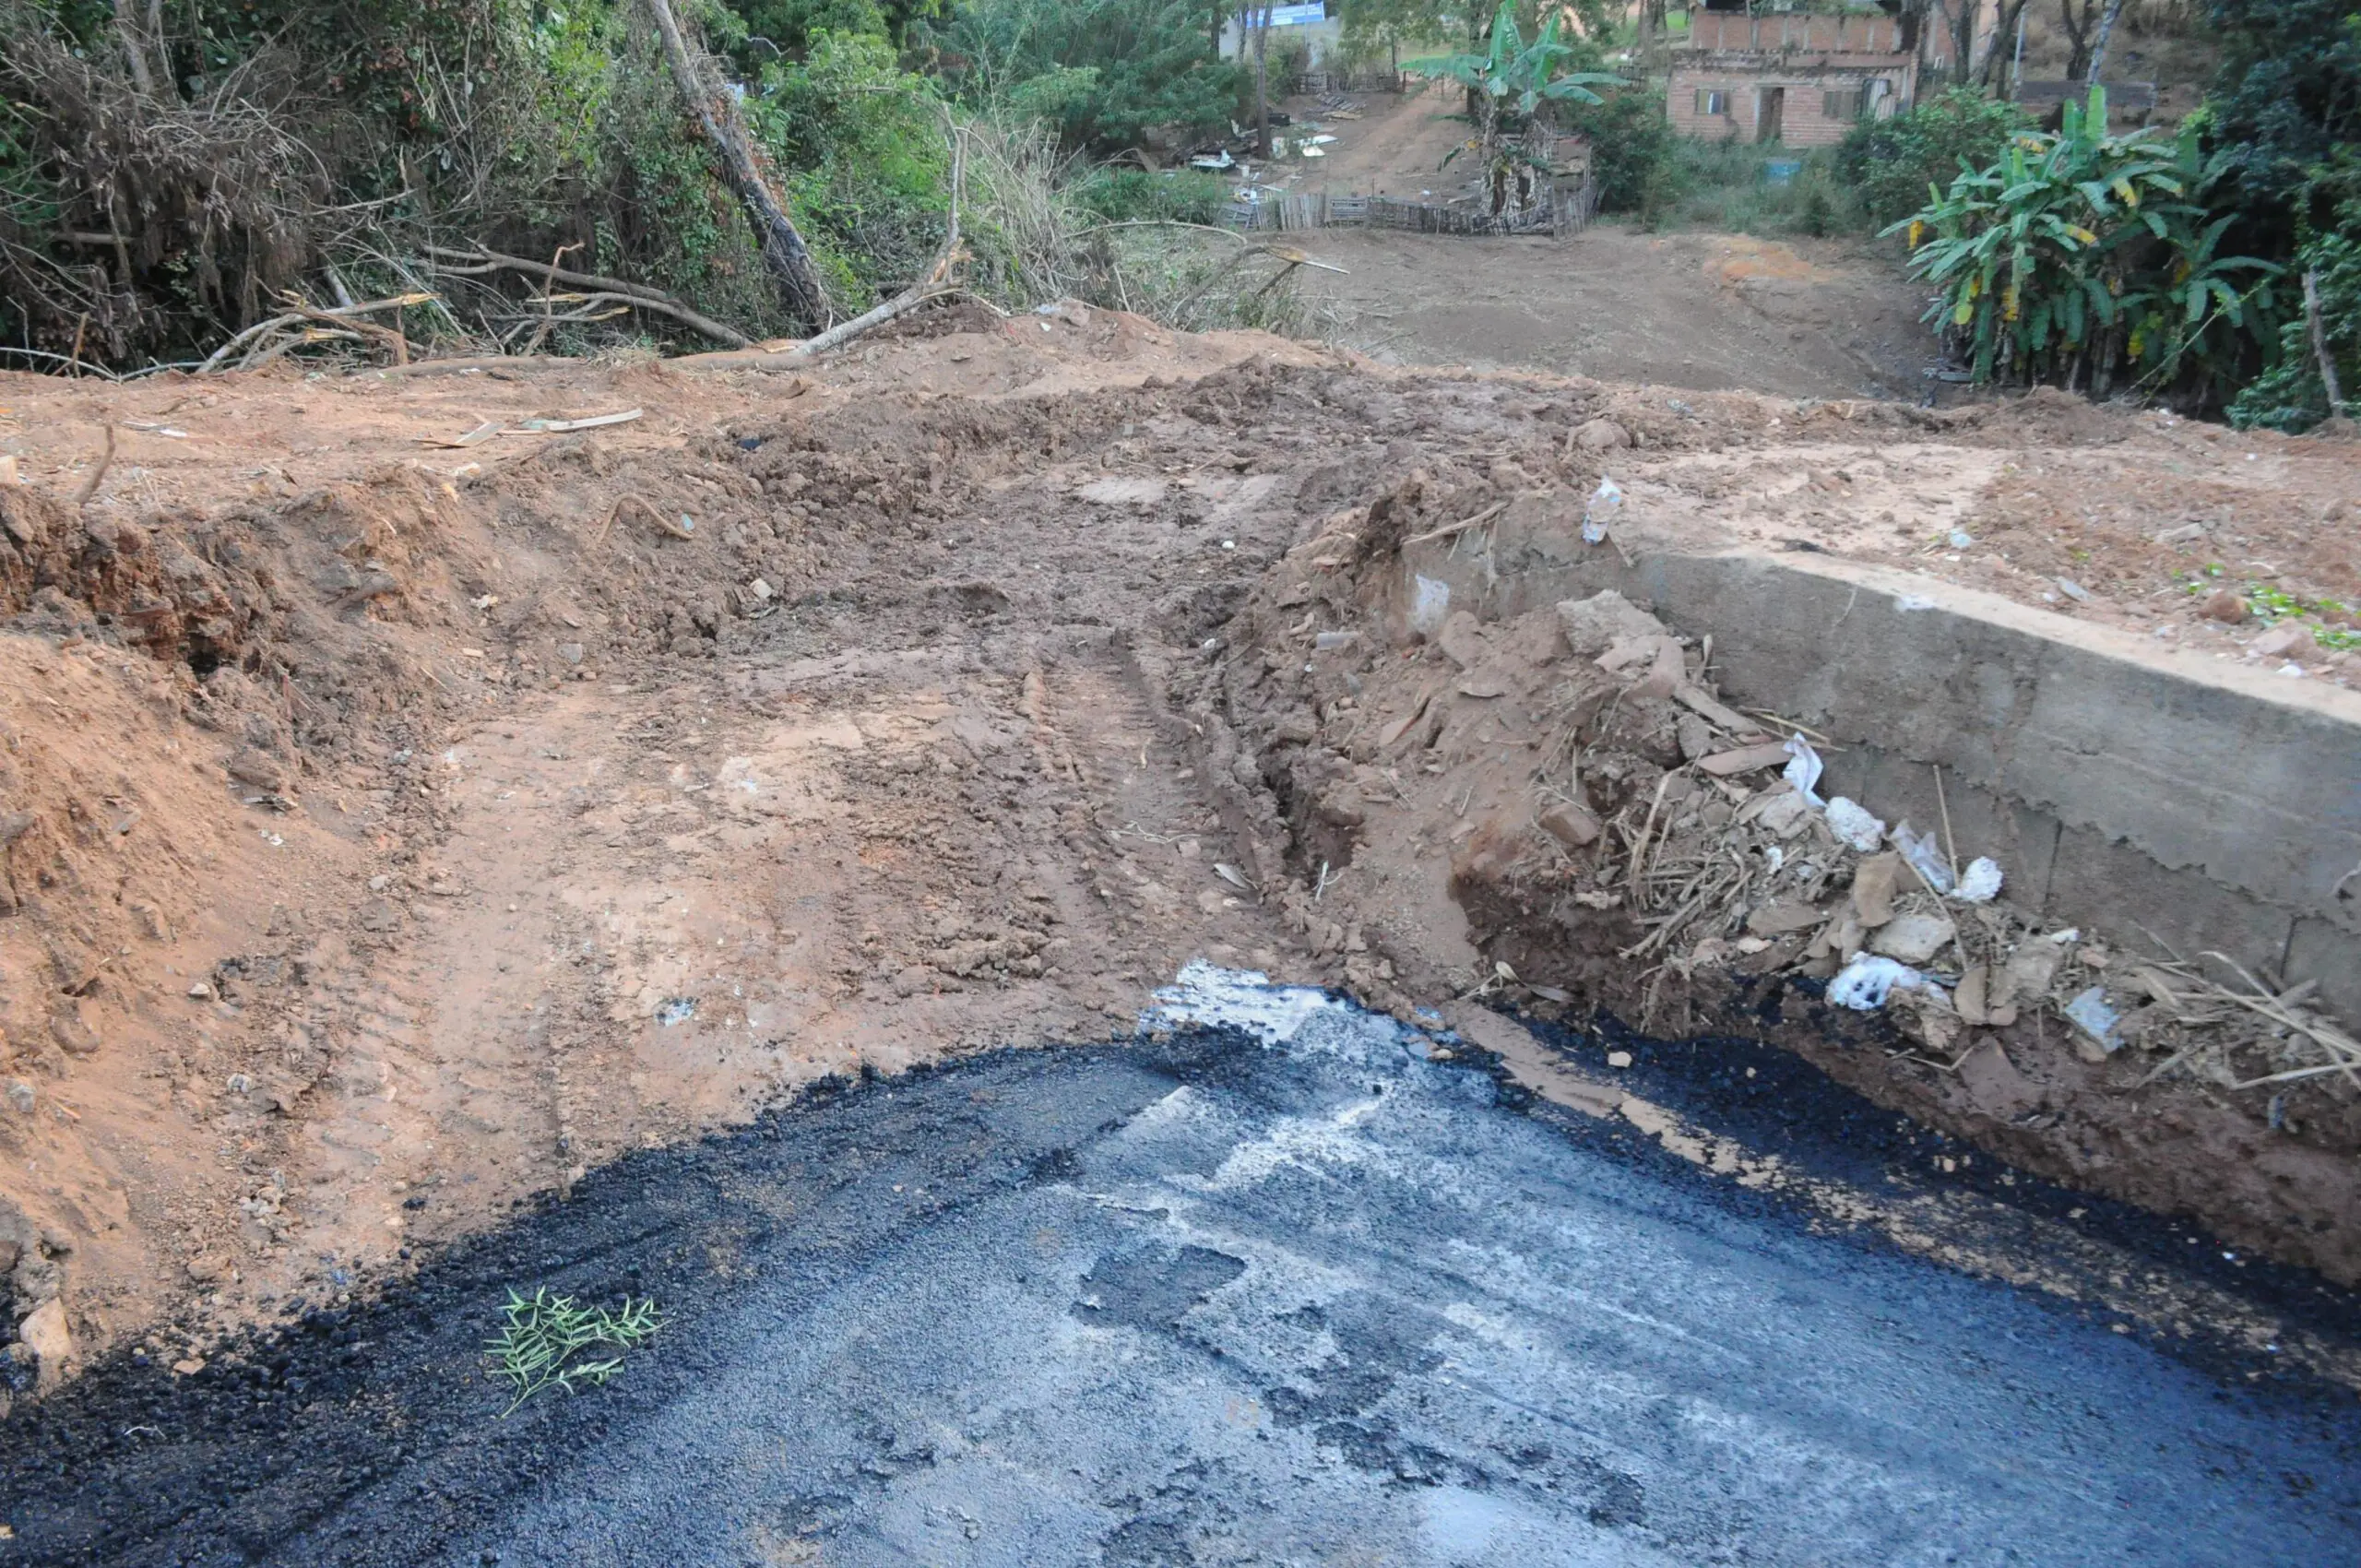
[
  {"x1": 1252, "y1": 3, "x2": 1271, "y2": 158},
  {"x1": 2084, "y1": 0, "x2": 2127, "y2": 82},
  {"x1": 2059, "y1": 0, "x2": 2098, "y2": 81},
  {"x1": 1952, "y1": 0, "x2": 1981, "y2": 86},
  {"x1": 112, "y1": 0, "x2": 157, "y2": 96},
  {"x1": 1981, "y1": 0, "x2": 2031, "y2": 92},
  {"x1": 640, "y1": 0, "x2": 829, "y2": 331}
]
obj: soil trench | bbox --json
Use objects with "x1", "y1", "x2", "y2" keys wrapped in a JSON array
[{"x1": 0, "y1": 306, "x2": 2356, "y2": 1402}]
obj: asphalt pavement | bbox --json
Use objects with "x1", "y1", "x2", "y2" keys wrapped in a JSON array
[{"x1": 9, "y1": 967, "x2": 2357, "y2": 1566}]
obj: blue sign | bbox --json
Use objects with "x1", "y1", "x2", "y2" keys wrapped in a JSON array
[{"x1": 1269, "y1": 3, "x2": 1327, "y2": 25}]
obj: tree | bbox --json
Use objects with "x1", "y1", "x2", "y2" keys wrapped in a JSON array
[
  {"x1": 2084, "y1": 0, "x2": 2126, "y2": 82},
  {"x1": 1402, "y1": 1, "x2": 1619, "y2": 213},
  {"x1": 2057, "y1": 0, "x2": 2106, "y2": 81},
  {"x1": 2202, "y1": 0, "x2": 2361, "y2": 247},
  {"x1": 642, "y1": 0, "x2": 831, "y2": 328},
  {"x1": 935, "y1": 0, "x2": 1238, "y2": 151}
]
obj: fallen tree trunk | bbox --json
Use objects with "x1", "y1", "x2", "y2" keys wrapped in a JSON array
[
  {"x1": 782, "y1": 129, "x2": 967, "y2": 362},
  {"x1": 640, "y1": 0, "x2": 830, "y2": 332}
]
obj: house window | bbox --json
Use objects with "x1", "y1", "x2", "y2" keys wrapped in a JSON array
[
  {"x1": 1823, "y1": 89, "x2": 1863, "y2": 119},
  {"x1": 1695, "y1": 89, "x2": 1730, "y2": 116}
]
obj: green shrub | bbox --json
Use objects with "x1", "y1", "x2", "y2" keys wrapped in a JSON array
[
  {"x1": 931, "y1": 0, "x2": 1238, "y2": 152},
  {"x1": 1838, "y1": 87, "x2": 2026, "y2": 230},
  {"x1": 1069, "y1": 167, "x2": 1232, "y2": 226},
  {"x1": 749, "y1": 30, "x2": 949, "y2": 303},
  {"x1": 1552, "y1": 81, "x2": 1675, "y2": 217},
  {"x1": 1892, "y1": 87, "x2": 2281, "y2": 403},
  {"x1": 2229, "y1": 195, "x2": 2360, "y2": 431}
]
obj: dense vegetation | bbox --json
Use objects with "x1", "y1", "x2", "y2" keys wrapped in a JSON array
[
  {"x1": 1879, "y1": 2, "x2": 2358, "y2": 421},
  {"x1": 0, "y1": 0, "x2": 1264, "y2": 370},
  {"x1": 0, "y1": 0, "x2": 2351, "y2": 425}
]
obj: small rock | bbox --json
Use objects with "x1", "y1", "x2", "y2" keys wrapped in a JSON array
[
  {"x1": 4, "y1": 1080, "x2": 33, "y2": 1115},
  {"x1": 1556, "y1": 590, "x2": 1667, "y2": 658},
  {"x1": 18, "y1": 1300, "x2": 72, "y2": 1390},
  {"x1": 1605, "y1": 1050, "x2": 1633, "y2": 1068},
  {"x1": 1675, "y1": 712, "x2": 1714, "y2": 762},
  {"x1": 2199, "y1": 588, "x2": 2248, "y2": 624},
  {"x1": 557, "y1": 642, "x2": 586, "y2": 666},
  {"x1": 1435, "y1": 610, "x2": 1489, "y2": 669},
  {"x1": 1869, "y1": 911, "x2": 1955, "y2": 964},
  {"x1": 1538, "y1": 802, "x2": 1602, "y2": 848},
  {"x1": 2251, "y1": 624, "x2": 2308, "y2": 659},
  {"x1": 187, "y1": 981, "x2": 213, "y2": 1000},
  {"x1": 225, "y1": 747, "x2": 288, "y2": 790},
  {"x1": 1314, "y1": 786, "x2": 1366, "y2": 828},
  {"x1": 172, "y1": 1357, "x2": 207, "y2": 1377},
  {"x1": 47, "y1": 1006, "x2": 100, "y2": 1056},
  {"x1": 1572, "y1": 418, "x2": 1631, "y2": 451},
  {"x1": 1753, "y1": 791, "x2": 1811, "y2": 838}
]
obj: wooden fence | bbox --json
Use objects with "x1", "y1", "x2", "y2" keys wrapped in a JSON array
[{"x1": 1223, "y1": 172, "x2": 1597, "y2": 238}]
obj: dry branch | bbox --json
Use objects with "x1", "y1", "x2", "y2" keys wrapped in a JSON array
[
  {"x1": 197, "y1": 292, "x2": 433, "y2": 374},
  {"x1": 73, "y1": 423, "x2": 116, "y2": 506},
  {"x1": 419, "y1": 249, "x2": 753, "y2": 349}
]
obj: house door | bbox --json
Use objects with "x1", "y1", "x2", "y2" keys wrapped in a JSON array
[{"x1": 1759, "y1": 86, "x2": 1785, "y2": 144}]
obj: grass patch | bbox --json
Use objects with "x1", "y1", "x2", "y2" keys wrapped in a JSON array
[
  {"x1": 485, "y1": 1288, "x2": 662, "y2": 1416},
  {"x1": 1646, "y1": 139, "x2": 1856, "y2": 237}
]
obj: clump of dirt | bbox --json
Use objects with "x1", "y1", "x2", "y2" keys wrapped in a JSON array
[{"x1": 1199, "y1": 465, "x2": 2361, "y2": 1285}]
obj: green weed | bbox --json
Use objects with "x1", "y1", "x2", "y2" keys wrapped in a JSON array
[{"x1": 484, "y1": 1288, "x2": 662, "y2": 1416}]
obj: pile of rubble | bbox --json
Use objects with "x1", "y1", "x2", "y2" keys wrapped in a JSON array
[{"x1": 1196, "y1": 478, "x2": 2359, "y2": 1127}]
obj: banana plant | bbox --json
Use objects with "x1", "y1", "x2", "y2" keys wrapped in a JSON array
[
  {"x1": 1888, "y1": 85, "x2": 2278, "y2": 401},
  {"x1": 1403, "y1": 1, "x2": 1619, "y2": 214}
]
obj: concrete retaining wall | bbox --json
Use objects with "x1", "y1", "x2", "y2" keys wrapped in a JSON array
[{"x1": 1400, "y1": 507, "x2": 2361, "y2": 1025}]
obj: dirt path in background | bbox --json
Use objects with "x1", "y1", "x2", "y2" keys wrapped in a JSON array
[
  {"x1": 1, "y1": 308, "x2": 2356, "y2": 1390},
  {"x1": 1301, "y1": 228, "x2": 1932, "y2": 398}
]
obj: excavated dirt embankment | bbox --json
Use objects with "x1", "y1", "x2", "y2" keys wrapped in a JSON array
[{"x1": 0, "y1": 312, "x2": 2356, "y2": 1404}]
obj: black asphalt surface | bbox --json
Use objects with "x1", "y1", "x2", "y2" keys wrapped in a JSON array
[{"x1": 4, "y1": 969, "x2": 2357, "y2": 1565}]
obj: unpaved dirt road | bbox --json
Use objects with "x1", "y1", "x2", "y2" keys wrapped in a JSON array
[
  {"x1": 7, "y1": 976, "x2": 2355, "y2": 1565},
  {"x1": 1, "y1": 313, "x2": 2356, "y2": 1382},
  {"x1": 1257, "y1": 82, "x2": 1931, "y2": 396},
  {"x1": 1305, "y1": 228, "x2": 1932, "y2": 398}
]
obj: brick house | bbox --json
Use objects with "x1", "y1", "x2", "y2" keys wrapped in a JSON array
[{"x1": 1667, "y1": 6, "x2": 1937, "y2": 148}]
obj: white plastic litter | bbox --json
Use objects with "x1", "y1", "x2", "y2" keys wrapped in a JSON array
[
  {"x1": 1948, "y1": 530, "x2": 1974, "y2": 549},
  {"x1": 1409, "y1": 575, "x2": 1452, "y2": 636},
  {"x1": 1781, "y1": 733, "x2": 1825, "y2": 807},
  {"x1": 1952, "y1": 856, "x2": 2003, "y2": 903},
  {"x1": 1891, "y1": 821, "x2": 1955, "y2": 893},
  {"x1": 1823, "y1": 796, "x2": 1887, "y2": 852},
  {"x1": 1581, "y1": 477, "x2": 1624, "y2": 544},
  {"x1": 2063, "y1": 986, "x2": 2123, "y2": 1051},
  {"x1": 1895, "y1": 594, "x2": 1937, "y2": 612},
  {"x1": 1828, "y1": 955, "x2": 1930, "y2": 1010}
]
